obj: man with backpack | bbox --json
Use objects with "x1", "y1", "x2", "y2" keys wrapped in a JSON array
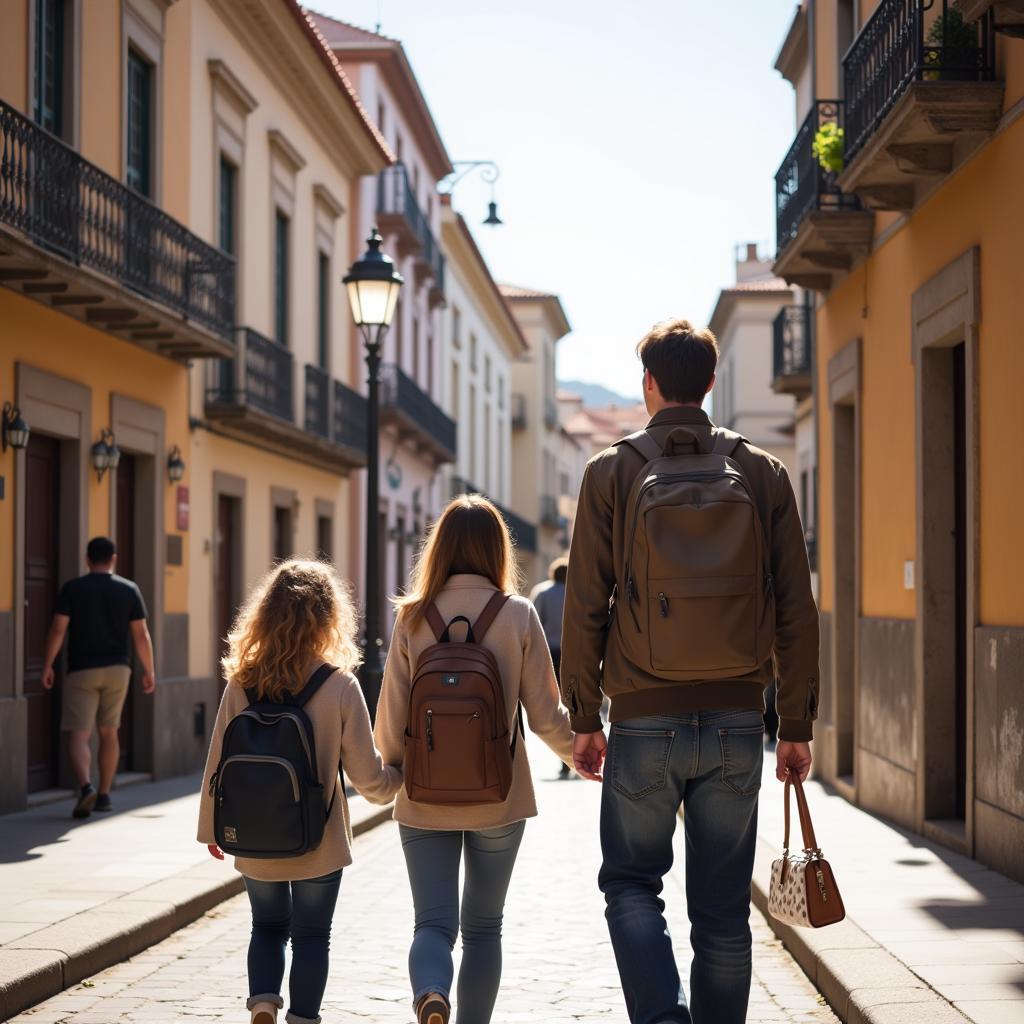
[{"x1": 561, "y1": 319, "x2": 818, "y2": 1024}]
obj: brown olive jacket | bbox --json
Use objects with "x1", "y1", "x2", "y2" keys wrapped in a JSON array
[{"x1": 560, "y1": 405, "x2": 820, "y2": 742}]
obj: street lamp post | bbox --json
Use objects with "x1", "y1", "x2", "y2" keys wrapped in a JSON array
[{"x1": 343, "y1": 228, "x2": 404, "y2": 718}]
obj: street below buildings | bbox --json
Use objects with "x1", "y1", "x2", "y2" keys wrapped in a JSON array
[{"x1": 6, "y1": 733, "x2": 837, "y2": 1023}]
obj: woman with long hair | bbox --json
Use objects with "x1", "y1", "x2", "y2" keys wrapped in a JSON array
[
  {"x1": 375, "y1": 495, "x2": 576, "y2": 1024},
  {"x1": 197, "y1": 559, "x2": 401, "y2": 1024}
]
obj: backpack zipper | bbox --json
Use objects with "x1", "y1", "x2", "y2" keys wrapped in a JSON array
[
  {"x1": 426, "y1": 709, "x2": 434, "y2": 751},
  {"x1": 658, "y1": 592, "x2": 669, "y2": 618},
  {"x1": 217, "y1": 755, "x2": 300, "y2": 802},
  {"x1": 238, "y1": 709, "x2": 313, "y2": 768}
]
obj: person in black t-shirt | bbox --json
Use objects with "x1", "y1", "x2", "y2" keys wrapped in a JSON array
[{"x1": 41, "y1": 536, "x2": 157, "y2": 819}]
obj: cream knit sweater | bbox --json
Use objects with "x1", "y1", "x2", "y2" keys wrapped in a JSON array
[
  {"x1": 374, "y1": 574, "x2": 575, "y2": 831},
  {"x1": 197, "y1": 668, "x2": 402, "y2": 881}
]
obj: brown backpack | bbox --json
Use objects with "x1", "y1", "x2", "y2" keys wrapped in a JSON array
[
  {"x1": 404, "y1": 591, "x2": 523, "y2": 805},
  {"x1": 615, "y1": 426, "x2": 775, "y2": 680}
]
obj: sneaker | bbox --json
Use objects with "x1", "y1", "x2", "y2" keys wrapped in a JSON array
[
  {"x1": 94, "y1": 793, "x2": 113, "y2": 812},
  {"x1": 72, "y1": 784, "x2": 97, "y2": 819}
]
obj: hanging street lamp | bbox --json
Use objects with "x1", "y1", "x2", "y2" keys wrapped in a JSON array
[{"x1": 343, "y1": 227, "x2": 404, "y2": 716}]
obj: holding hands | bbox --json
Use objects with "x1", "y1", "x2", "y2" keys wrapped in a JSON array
[{"x1": 572, "y1": 730, "x2": 607, "y2": 782}]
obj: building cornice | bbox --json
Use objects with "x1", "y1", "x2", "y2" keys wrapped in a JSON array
[
  {"x1": 774, "y1": 3, "x2": 809, "y2": 86},
  {"x1": 207, "y1": 59, "x2": 259, "y2": 113}
]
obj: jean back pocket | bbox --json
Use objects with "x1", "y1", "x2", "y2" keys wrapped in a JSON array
[
  {"x1": 609, "y1": 725, "x2": 675, "y2": 800},
  {"x1": 718, "y1": 724, "x2": 765, "y2": 796}
]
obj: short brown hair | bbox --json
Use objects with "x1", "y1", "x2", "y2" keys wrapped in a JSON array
[
  {"x1": 636, "y1": 319, "x2": 719, "y2": 404},
  {"x1": 549, "y1": 556, "x2": 568, "y2": 584}
]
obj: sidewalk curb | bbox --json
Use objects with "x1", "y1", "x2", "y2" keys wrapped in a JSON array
[
  {"x1": 751, "y1": 836, "x2": 970, "y2": 1024},
  {"x1": 0, "y1": 802, "x2": 394, "y2": 1022}
]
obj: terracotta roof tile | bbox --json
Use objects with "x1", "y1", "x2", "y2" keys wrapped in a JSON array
[{"x1": 498, "y1": 283, "x2": 559, "y2": 300}]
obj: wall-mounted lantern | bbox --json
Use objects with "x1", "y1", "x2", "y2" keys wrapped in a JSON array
[
  {"x1": 167, "y1": 445, "x2": 186, "y2": 484},
  {"x1": 91, "y1": 428, "x2": 120, "y2": 482},
  {"x1": 2, "y1": 403, "x2": 30, "y2": 452}
]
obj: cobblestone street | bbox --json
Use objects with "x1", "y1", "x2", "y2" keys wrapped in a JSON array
[{"x1": 10, "y1": 737, "x2": 836, "y2": 1024}]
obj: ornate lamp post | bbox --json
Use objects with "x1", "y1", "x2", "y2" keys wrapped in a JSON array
[{"x1": 343, "y1": 228, "x2": 404, "y2": 716}]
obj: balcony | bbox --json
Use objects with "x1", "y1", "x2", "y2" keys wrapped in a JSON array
[
  {"x1": 204, "y1": 330, "x2": 366, "y2": 472},
  {"x1": 0, "y1": 99, "x2": 234, "y2": 358},
  {"x1": 960, "y1": 0, "x2": 1024, "y2": 37},
  {"x1": 449, "y1": 476, "x2": 538, "y2": 553},
  {"x1": 772, "y1": 305, "x2": 813, "y2": 399},
  {"x1": 773, "y1": 100, "x2": 873, "y2": 291},
  {"x1": 838, "y1": 0, "x2": 1002, "y2": 211},
  {"x1": 511, "y1": 393, "x2": 527, "y2": 431},
  {"x1": 540, "y1": 494, "x2": 560, "y2": 529},
  {"x1": 379, "y1": 363, "x2": 456, "y2": 465}
]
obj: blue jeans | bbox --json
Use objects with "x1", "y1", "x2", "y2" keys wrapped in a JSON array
[
  {"x1": 599, "y1": 709, "x2": 764, "y2": 1024},
  {"x1": 399, "y1": 821, "x2": 525, "y2": 1024},
  {"x1": 243, "y1": 869, "x2": 343, "y2": 1024}
]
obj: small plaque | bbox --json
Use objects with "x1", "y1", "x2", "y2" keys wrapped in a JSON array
[{"x1": 166, "y1": 534, "x2": 184, "y2": 566}]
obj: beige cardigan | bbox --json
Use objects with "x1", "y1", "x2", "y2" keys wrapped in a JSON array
[
  {"x1": 374, "y1": 574, "x2": 574, "y2": 831},
  {"x1": 197, "y1": 667, "x2": 402, "y2": 881}
]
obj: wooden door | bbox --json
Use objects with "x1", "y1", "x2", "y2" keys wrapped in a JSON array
[
  {"x1": 115, "y1": 453, "x2": 136, "y2": 771},
  {"x1": 24, "y1": 434, "x2": 61, "y2": 792},
  {"x1": 215, "y1": 494, "x2": 238, "y2": 688},
  {"x1": 952, "y1": 343, "x2": 968, "y2": 819}
]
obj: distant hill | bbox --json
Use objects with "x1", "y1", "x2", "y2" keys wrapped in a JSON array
[{"x1": 559, "y1": 379, "x2": 641, "y2": 408}]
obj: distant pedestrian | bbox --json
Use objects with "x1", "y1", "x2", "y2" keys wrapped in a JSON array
[
  {"x1": 41, "y1": 536, "x2": 155, "y2": 819},
  {"x1": 197, "y1": 559, "x2": 401, "y2": 1024},
  {"x1": 562, "y1": 319, "x2": 819, "y2": 1024},
  {"x1": 530, "y1": 556, "x2": 571, "y2": 778},
  {"x1": 374, "y1": 495, "x2": 578, "y2": 1024}
]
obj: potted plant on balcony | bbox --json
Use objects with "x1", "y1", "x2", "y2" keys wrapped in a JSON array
[
  {"x1": 812, "y1": 122, "x2": 845, "y2": 175},
  {"x1": 923, "y1": 8, "x2": 981, "y2": 81}
]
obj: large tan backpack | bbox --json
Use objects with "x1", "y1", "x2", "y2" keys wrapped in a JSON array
[
  {"x1": 404, "y1": 591, "x2": 523, "y2": 805},
  {"x1": 615, "y1": 426, "x2": 775, "y2": 680}
]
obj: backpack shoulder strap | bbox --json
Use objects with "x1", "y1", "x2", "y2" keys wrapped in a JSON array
[
  {"x1": 293, "y1": 663, "x2": 338, "y2": 708},
  {"x1": 424, "y1": 602, "x2": 447, "y2": 642},
  {"x1": 615, "y1": 429, "x2": 663, "y2": 463},
  {"x1": 472, "y1": 591, "x2": 509, "y2": 644},
  {"x1": 711, "y1": 427, "x2": 747, "y2": 457}
]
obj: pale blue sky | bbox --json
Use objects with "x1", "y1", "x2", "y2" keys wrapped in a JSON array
[{"x1": 311, "y1": 1, "x2": 798, "y2": 398}]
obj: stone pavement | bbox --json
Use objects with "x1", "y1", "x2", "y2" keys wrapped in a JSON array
[
  {"x1": 0, "y1": 773, "x2": 389, "y2": 1020},
  {"x1": 752, "y1": 763, "x2": 1024, "y2": 1024},
  {"x1": 9, "y1": 734, "x2": 837, "y2": 1023}
]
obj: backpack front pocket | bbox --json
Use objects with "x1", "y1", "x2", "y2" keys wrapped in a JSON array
[
  {"x1": 424, "y1": 699, "x2": 488, "y2": 792},
  {"x1": 216, "y1": 755, "x2": 304, "y2": 855},
  {"x1": 648, "y1": 576, "x2": 759, "y2": 673}
]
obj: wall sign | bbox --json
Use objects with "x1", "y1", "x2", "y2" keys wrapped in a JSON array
[{"x1": 176, "y1": 485, "x2": 190, "y2": 531}]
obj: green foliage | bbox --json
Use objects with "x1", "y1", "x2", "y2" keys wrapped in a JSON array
[
  {"x1": 923, "y1": 8, "x2": 980, "y2": 81},
  {"x1": 812, "y1": 122, "x2": 845, "y2": 174}
]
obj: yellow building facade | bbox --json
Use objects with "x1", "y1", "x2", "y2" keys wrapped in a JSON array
[
  {"x1": 773, "y1": 0, "x2": 1024, "y2": 881},
  {"x1": 0, "y1": 0, "x2": 390, "y2": 812}
]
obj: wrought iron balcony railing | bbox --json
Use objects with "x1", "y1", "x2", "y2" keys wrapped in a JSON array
[
  {"x1": 333, "y1": 379, "x2": 368, "y2": 455},
  {"x1": 449, "y1": 476, "x2": 538, "y2": 553},
  {"x1": 380, "y1": 362, "x2": 456, "y2": 461},
  {"x1": 0, "y1": 98, "x2": 235, "y2": 338},
  {"x1": 305, "y1": 363, "x2": 330, "y2": 437},
  {"x1": 208, "y1": 328, "x2": 293, "y2": 421},
  {"x1": 842, "y1": 0, "x2": 996, "y2": 164},
  {"x1": 775, "y1": 100, "x2": 861, "y2": 252},
  {"x1": 772, "y1": 305, "x2": 813, "y2": 397},
  {"x1": 377, "y1": 164, "x2": 432, "y2": 250}
]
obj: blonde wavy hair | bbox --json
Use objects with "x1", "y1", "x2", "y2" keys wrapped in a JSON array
[
  {"x1": 394, "y1": 494, "x2": 522, "y2": 627},
  {"x1": 222, "y1": 559, "x2": 361, "y2": 701}
]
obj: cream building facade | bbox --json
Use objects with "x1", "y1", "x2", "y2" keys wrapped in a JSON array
[{"x1": 499, "y1": 285, "x2": 572, "y2": 587}]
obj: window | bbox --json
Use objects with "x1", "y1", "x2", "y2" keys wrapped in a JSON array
[
  {"x1": 316, "y1": 514, "x2": 332, "y2": 561},
  {"x1": 34, "y1": 0, "x2": 67, "y2": 137},
  {"x1": 484, "y1": 404, "x2": 492, "y2": 493},
  {"x1": 395, "y1": 133, "x2": 403, "y2": 163},
  {"x1": 218, "y1": 157, "x2": 237, "y2": 256},
  {"x1": 317, "y1": 250, "x2": 330, "y2": 369},
  {"x1": 274, "y1": 209, "x2": 289, "y2": 346},
  {"x1": 498, "y1": 375, "x2": 505, "y2": 411},
  {"x1": 426, "y1": 333, "x2": 434, "y2": 395},
  {"x1": 273, "y1": 505, "x2": 292, "y2": 561},
  {"x1": 484, "y1": 354, "x2": 492, "y2": 392},
  {"x1": 376, "y1": 99, "x2": 386, "y2": 137},
  {"x1": 469, "y1": 333, "x2": 478, "y2": 373},
  {"x1": 469, "y1": 383, "x2": 477, "y2": 483},
  {"x1": 451, "y1": 360, "x2": 460, "y2": 420},
  {"x1": 412, "y1": 319, "x2": 420, "y2": 384},
  {"x1": 452, "y1": 306, "x2": 462, "y2": 348},
  {"x1": 126, "y1": 49, "x2": 154, "y2": 197}
]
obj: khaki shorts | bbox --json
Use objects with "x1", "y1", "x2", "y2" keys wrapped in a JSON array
[{"x1": 61, "y1": 666, "x2": 132, "y2": 732}]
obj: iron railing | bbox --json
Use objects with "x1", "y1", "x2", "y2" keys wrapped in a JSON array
[
  {"x1": 449, "y1": 476, "x2": 538, "y2": 552},
  {"x1": 377, "y1": 163, "x2": 432, "y2": 250},
  {"x1": 380, "y1": 362, "x2": 456, "y2": 456},
  {"x1": 540, "y1": 494, "x2": 560, "y2": 527},
  {"x1": 208, "y1": 328, "x2": 293, "y2": 421},
  {"x1": 773, "y1": 305, "x2": 813, "y2": 381},
  {"x1": 775, "y1": 99, "x2": 861, "y2": 251},
  {"x1": 305, "y1": 363, "x2": 330, "y2": 437},
  {"x1": 0, "y1": 98, "x2": 235, "y2": 337},
  {"x1": 333, "y1": 379, "x2": 368, "y2": 454},
  {"x1": 843, "y1": 0, "x2": 996, "y2": 163}
]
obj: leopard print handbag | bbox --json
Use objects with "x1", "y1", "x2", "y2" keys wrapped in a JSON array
[{"x1": 767, "y1": 774, "x2": 846, "y2": 929}]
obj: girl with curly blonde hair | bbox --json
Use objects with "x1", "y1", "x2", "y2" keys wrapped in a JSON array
[{"x1": 197, "y1": 559, "x2": 401, "y2": 1024}]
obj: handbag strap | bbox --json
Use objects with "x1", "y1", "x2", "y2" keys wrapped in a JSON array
[{"x1": 783, "y1": 773, "x2": 821, "y2": 855}]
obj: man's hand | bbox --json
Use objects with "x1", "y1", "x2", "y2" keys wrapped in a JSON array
[
  {"x1": 41, "y1": 666, "x2": 55, "y2": 690},
  {"x1": 207, "y1": 844, "x2": 224, "y2": 860},
  {"x1": 142, "y1": 672, "x2": 156, "y2": 695},
  {"x1": 573, "y1": 730, "x2": 607, "y2": 782},
  {"x1": 776, "y1": 740, "x2": 812, "y2": 783}
]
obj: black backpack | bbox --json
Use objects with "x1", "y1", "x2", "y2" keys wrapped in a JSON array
[{"x1": 210, "y1": 663, "x2": 339, "y2": 858}]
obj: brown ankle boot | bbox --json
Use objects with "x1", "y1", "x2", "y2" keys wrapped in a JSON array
[
  {"x1": 249, "y1": 1000, "x2": 278, "y2": 1024},
  {"x1": 416, "y1": 992, "x2": 450, "y2": 1024}
]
